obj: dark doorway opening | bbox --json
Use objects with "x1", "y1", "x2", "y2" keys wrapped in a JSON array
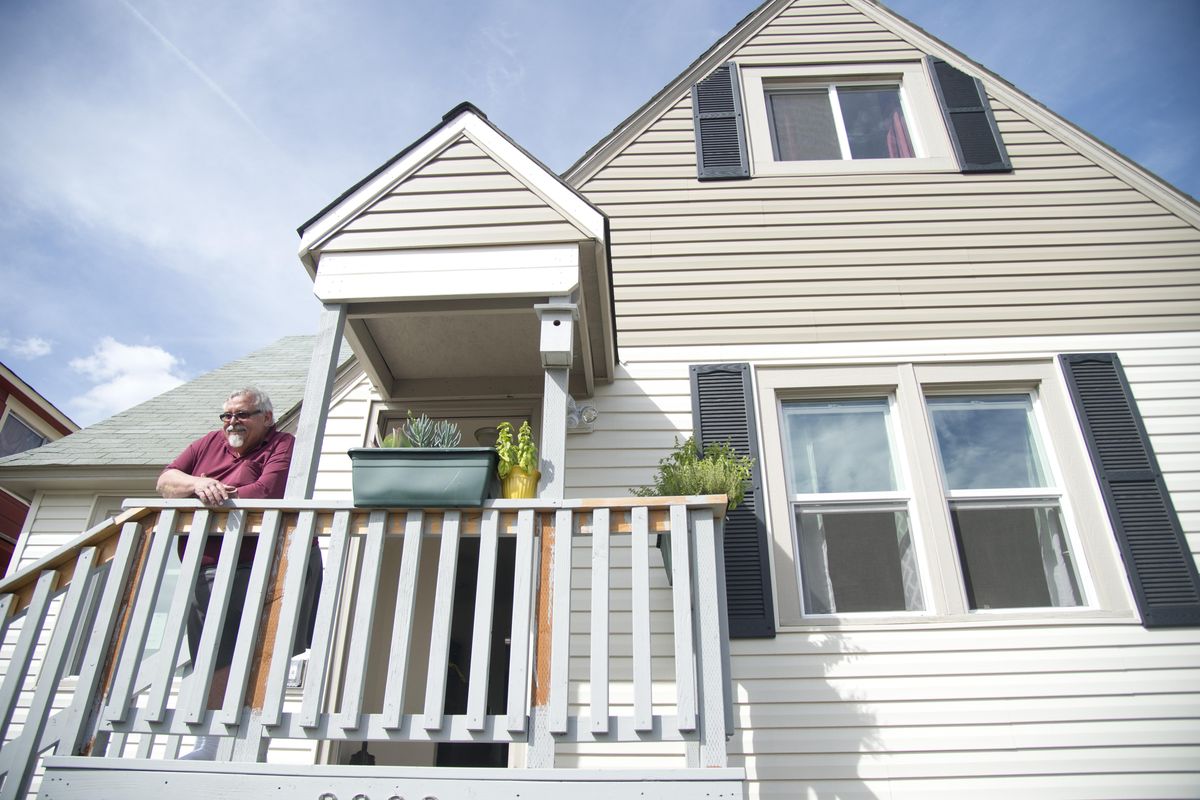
[{"x1": 435, "y1": 535, "x2": 516, "y2": 767}]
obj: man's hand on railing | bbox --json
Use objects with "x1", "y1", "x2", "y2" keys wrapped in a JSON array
[{"x1": 156, "y1": 468, "x2": 238, "y2": 505}]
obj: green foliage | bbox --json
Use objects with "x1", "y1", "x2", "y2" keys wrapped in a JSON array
[
  {"x1": 496, "y1": 420, "x2": 538, "y2": 478},
  {"x1": 632, "y1": 437, "x2": 754, "y2": 510},
  {"x1": 381, "y1": 410, "x2": 462, "y2": 448}
]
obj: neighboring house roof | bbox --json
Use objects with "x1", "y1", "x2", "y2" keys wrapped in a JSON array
[{"x1": 0, "y1": 335, "x2": 354, "y2": 475}]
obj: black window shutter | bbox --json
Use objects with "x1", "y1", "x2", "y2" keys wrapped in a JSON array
[
  {"x1": 1060, "y1": 353, "x2": 1200, "y2": 628},
  {"x1": 691, "y1": 363, "x2": 775, "y2": 638},
  {"x1": 927, "y1": 56, "x2": 1012, "y2": 173},
  {"x1": 692, "y1": 62, "x2": 751, "y2": 181}
]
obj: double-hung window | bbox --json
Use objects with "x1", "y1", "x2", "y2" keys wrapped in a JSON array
[
  {"x1": 782, "y1": 398, "x2": 924, "y2": 614},
  {"x1": 928, "y1": 394, "x2": 1083, "y2": 610},
  {"x1": 757, "y1": 361, "x2": 1126, "y2": 626}
]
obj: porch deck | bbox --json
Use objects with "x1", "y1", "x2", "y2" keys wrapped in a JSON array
[{"x1": 0, "y1": 497, "x2": 741, "y2": 799}]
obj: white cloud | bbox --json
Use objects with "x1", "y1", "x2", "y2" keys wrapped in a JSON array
[
  {"x1": 0, "y1": 335, "x2": 53, "y2": 359},
  {"x1": 68, "y1": 337, "x2": 187, "y2": 424}
]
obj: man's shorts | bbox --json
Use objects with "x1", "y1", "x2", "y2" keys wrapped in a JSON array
[{"x1": 186, "y1": 544, "x2": 323, "y2": 669}]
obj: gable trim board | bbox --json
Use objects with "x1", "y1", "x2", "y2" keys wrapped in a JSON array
[
  {"x1": 563, "y1": 0, "x2": 1200, "y2": 231},
  {"x1": 1061, "y1": 353, "x2": 1200, "y2": 627}
]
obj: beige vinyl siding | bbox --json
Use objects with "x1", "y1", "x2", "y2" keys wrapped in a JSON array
[
  {"x1": 560, "y1": 331, "x2": 1200, "y2": 795},
  {"x1": 312, "y1": 372, "x2": 374, "y2": 501},
  {"x1": 576, "y1": 4, "x2": 1200, "y2": 350},
  {"x1": 322, "y1": 136, "x2": 586, "y2": 253},
  {"x1": 13, "y1": 492, "x2": 104, "y2": 569}
]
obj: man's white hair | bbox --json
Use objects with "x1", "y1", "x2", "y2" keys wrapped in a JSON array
[{"x1": 228, "y1": 387, "x2": 274, "y2": 414}]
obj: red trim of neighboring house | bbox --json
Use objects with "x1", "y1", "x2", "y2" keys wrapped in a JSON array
[{"x1": 0, "y1": 373, "x2": 73, "y2": 436}]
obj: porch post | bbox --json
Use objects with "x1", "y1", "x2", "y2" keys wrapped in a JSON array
[
  {"x1": 528, "y1": 300, "x2": 576, "y2": 768},
  {"x1": 285, "y1": 303, "x2": 347, "y2": 500},
  {"x1": 534, "y1": 301, "x2": 576, "y2": 501}
]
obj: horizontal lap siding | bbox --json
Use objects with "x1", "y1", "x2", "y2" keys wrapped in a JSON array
[
  {"x1": 323, "y1": 136, "x2": 584, "y2": 253},
  {"x1": 578, "y1": 6, "x2": 1200, "y2": 353},
  {"x1": 563, "y1": 332, "x2": 1200, "y2": 796}
]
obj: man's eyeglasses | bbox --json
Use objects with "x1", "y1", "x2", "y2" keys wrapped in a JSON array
[{"x1": 218, "y1": 410, "x2": 263, "y2": 423}]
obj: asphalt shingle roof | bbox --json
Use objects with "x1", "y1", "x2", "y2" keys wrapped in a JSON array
[{"x1": 0, "y1": 335, "x2": 353, "y2": 470}]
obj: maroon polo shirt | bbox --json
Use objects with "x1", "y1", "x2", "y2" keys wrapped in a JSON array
[{"x1": 165, "y1": 427, "x2": 294, "y2": 565}]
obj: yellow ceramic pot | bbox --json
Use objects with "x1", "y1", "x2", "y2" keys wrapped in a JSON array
[{"x1": 501, "y1": 466, "x2": 540, "y2": 499}]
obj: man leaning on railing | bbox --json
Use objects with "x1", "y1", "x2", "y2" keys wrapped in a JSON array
[{"x1": 157, "y1": 387, "x2": 320, "y2": 760}]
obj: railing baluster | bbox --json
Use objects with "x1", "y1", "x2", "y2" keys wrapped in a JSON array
[
  {"x1": 144, "y1": 509, "x2": 212, "y2": 723},
  {"x1": 298, "y1": 511, "x2": 352, "y2": 729},
  {"x1": 59, "y1": 521, "x2": 141, "y2": 756},
  {"x1": 548, "y1": 508, "x2": 573, "y2": 735},
  {"x1": 180, "y1": 510, "x2": 246, "y2": 724},
  {"x1": 216, "y1": 510, "x2": 284, "y2": 726},
  {"x1": 630, "y1": 506, "x2": 653, "y2": 732},
  {"x1": 383, "y1": 509, "x2": 428, "y2": 730},
  {"x1": 589, "y1": 508, "x2": 610, "y2": 734},
  {"x1": 669, "y1": 504, "x2": 697, "y2": 733},
  {"x1": 334, "y1": 510, "x2": 387, "y2": 730},
  {"x1": 465, "y1": 509, "x2": 500, "y2": 731},
  {"x1": 0, "y1": 547, "x2": 95, "y2": 800},
  {"x1": 0, "y1": 570, "x2": 57, "y2": 743},
  {"x1": 505, "y1": 509, "x2": 536, "y2": 734},
  {"x1": 261, "y1": 510, "x2": 321, "y2": 727},
  {"x1": 418, "y1": 510, "x2": 454, "y2": 732},
  {"x1": 105, "y1": 510, "x2": 177, "y2": 724},
  {"x1": 690, "y1": 507, "x2": 728, "y2": 768}
]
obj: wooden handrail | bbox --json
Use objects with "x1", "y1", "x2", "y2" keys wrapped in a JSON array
[{"x1": 0, "y1": 507, "x2": 156, "y2": 614}]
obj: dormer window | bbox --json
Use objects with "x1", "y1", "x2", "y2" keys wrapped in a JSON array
[
  {"x1": 741, "y1": 62, "x2": 956, "y2": 176},
  {"x1": 766, "y1": 83, "x2": 914, "y2": 162}
]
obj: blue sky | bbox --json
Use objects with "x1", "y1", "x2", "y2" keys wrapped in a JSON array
[{"x1": 1, "y1": 0, "x2": 1197, "y2": 426}]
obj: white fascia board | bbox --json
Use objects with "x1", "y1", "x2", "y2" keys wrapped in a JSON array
[
  {"x1": 298, "y1": 122, "x2": 469, "y2": 258},
  {"x1": 458, "y1": 115, "x2": 606, "y2": 244},
  {"x1": 312, "y1": 243, "x2": 581, "y2": 303}
]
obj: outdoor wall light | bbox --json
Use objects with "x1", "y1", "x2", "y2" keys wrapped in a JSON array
[{"x1": 566, "y1": 395, "x2": 598, "y2": 433}]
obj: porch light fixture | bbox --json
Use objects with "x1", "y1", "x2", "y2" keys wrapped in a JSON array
[{"x1": 567, "y1": 395, "x2": 598, "y2": 433}]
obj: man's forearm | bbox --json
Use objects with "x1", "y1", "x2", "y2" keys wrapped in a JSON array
[{"x1": 158, "y1": 468, "x2": 201, "y2": 498}]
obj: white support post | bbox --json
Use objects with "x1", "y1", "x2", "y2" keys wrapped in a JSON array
[
  {"x1": 285, "y1": 303, "x2": 347, "y2": 500},
  {"x1": 535, "y1": 300, "x2": 576, "y2": 501}
]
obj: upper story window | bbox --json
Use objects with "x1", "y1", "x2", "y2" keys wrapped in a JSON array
[
  {"x1": 0, "y1": 412, "x2": 50, "y2": 459},
  {"x1": 767, "y1": 83, "x2": 914, "y2": 162},
  {"x1": 740, "y1": 62, "x2": 958, "y2": 176}
]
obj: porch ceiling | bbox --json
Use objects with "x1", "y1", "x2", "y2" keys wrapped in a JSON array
[{"x1": 346, "y1": 295, "x2": 597, "y2": 400}]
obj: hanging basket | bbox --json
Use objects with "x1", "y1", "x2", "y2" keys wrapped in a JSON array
[{"x1": 501, "y1": 466, "x2": 540, "y2": 499}]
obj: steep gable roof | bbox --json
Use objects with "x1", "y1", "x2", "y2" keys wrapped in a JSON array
[
  {"x1": 0, "y1": 335, "x2": 353, "y2": 471},
  {"x1": 297, "y1": 102, "x2": 606, "y2": 277},
  {"x1": 564, "y1": 0, "x2": 1200, "y2": 227}
]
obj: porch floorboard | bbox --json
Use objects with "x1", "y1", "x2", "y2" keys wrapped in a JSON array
[{"x1": 40, "y1": 757, "x2": 746, "y2": 800}]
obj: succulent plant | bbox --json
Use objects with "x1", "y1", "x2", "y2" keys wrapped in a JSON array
[{"x1": 381, "y1": 410, "x2": 463, "y2": 448}]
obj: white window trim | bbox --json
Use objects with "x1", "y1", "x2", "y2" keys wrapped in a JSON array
[
  {"x1": 739, "y1": 61, "x2": 958, "y2": 176},
  {"x1": 755, "y1": 359, "x2": 1133, "y2": 628}
]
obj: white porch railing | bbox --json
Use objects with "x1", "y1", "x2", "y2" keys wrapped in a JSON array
[{"x1": 0, "y1": 497, "x2": 733, "y2": 798}]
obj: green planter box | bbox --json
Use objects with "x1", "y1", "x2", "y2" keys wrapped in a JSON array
[{"x1": 348, "y1": 448, "x2": 498, "y2": 507}]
